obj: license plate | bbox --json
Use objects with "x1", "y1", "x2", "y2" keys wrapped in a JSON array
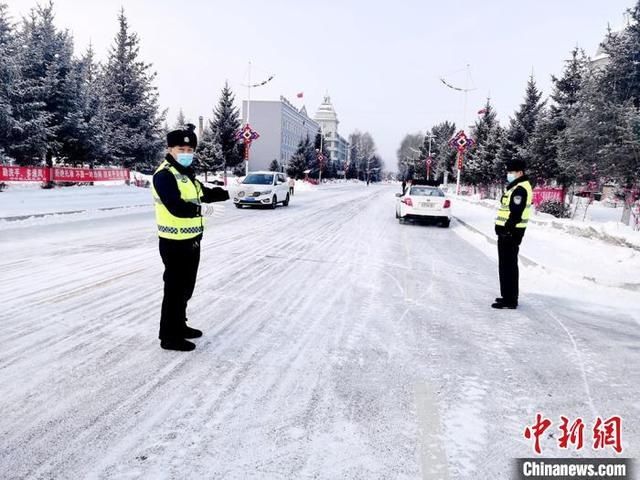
[{"x1": 420, "y1": 202, "x2": 433, "y2": 208}]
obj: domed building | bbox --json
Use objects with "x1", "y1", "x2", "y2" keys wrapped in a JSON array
[{"x1": 314, "y1": 96, "x2": 350, "y2": 169}]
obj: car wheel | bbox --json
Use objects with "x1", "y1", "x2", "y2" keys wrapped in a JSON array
[
  {"x1": 439, "y1": 218, "x2": 451, "y2": 228},
  {"x1": 271, "y1": 195, "x2": 277, "y2": 209},
  {"x1": 283, "y1": 193, "x2": 290, "y2": 206}
]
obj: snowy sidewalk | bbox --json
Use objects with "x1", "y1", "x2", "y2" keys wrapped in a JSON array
[
  {"x1": 0, "y1": 184, "x2": 152, "y2": 220},
  {"x1": 451, "y1": 196, "x2": 640, "y2": 290}
]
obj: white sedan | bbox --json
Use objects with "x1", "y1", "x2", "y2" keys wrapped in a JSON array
[
  {"x1": 233, "y1": 171, "x2": 291, "y2": 209},
  {"x1": 395, "y1": 185, "x2": 451, "y2": 227}
]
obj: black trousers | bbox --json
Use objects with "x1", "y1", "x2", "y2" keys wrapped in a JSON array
[
  {"x1": 158, "y1": 237, "x2": 201, "y2": 340},
  {"x1": 497, "y1": 234, "x2": 522, "y2": 303}
]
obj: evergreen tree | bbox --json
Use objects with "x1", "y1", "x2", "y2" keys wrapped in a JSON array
[
  {"x1": 208, "y1": 81, "x2": 243, "y2": 173},
  {"x1": 102, "y1": 8, "x2": 164, "y2": 168},
  {"x1": 9, "y1": 4, "x2": 65, "y2": 165},
  {"x1": 286, "y1": 138, "x2": 309, "y2": 179},
  {"x1": 58, "y1": 44, "x2": 108, "y2": 164},
  {"x1": 0, "y1": 3, "x2": 17, "y2": 160},
  {"x1": 429, "y1": 121, "x2": 456, "y2": 183},
  {"x1": 467, "y1": 98, "x2": 501, "y2": 186},
  {"x1": 529, "y1": 49, "x2": 588, "y2": 185},
  {"x1": 195, "y1": 122, "x2": 222, "y2": 173},
  {"x1": 396, "y1": 132, "x2": 424, "y2": 179},
  {"x1": 598, "y1": 2, "x2": 640, "y2": 108},
  {"x1": 499, "y1": 75, "x2": 546, "y2": 176},
  {"x1": 173, "y1": 109, "x2": 187, "y2": 129},
  {"x1": 269, "y1": 159, "x2": 280, "y2": 172}
]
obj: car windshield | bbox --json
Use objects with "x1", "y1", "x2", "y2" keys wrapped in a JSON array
[
  {"x1": 243, "y1": 174, "x2": 274, "y2": 185},
  {"x1": 409, "y1": 187, "x2": 445, "y2": 197}
]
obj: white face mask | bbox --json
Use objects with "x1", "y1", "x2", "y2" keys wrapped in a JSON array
[{"x1": 507, "y1": 173, "x2": 516, "y2": 183}]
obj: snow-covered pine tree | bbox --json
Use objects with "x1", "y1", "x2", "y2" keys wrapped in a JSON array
[
  {"x1": 8, "y1": 4, "x2": 62, "y2": 166},
  {"x1": 269, "y1": 159, "x2": 280, "y2": 172},
  {"x1": 173, "y1": 109, "x2": 187, "y2": 129},
  {"x1": 396, "y1": 132, "x2": 424, "y2": 179},
  {"x1": 195, "y1": 122, "x2": 222, "y2": 174},
  {"x1": 286, "y1": 138, "x2": 308, "y2": 179},
  {"x1": 0, "y1": 3, "x2": 17, "y2": 160},
  {"x1": 102, "y1": 8, "x2": 164, "y2": 169},
  {"x1": 467, "y1": 98, "x2": 502, "y2": 187},
  {"x1": 428, "y1": 121, "x2": 456, "y2": 184},
  {"x1": 58, "y1": 44, "x2": 109, "y2": 165},
  {"x1": 209, "y1": 81, "x2": 243, "y2": 174},
  {"x1": 499, "y1": 75, "x2": 546, "y2": 177},
  {"x1": 528, "y1": 49, "x2": 589, "y2": 186}
]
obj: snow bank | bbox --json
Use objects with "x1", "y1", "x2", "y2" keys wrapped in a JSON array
[
  {"x1": 0, "y1": 185, "x2": 152, "y2": 220},
  {"x1": 451, "y1": 197, "x2": 640, "y2": 290}
]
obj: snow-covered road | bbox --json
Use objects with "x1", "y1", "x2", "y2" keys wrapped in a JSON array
[{"x1": 1, "y1": 184, "x2": 638, "y2": 479}]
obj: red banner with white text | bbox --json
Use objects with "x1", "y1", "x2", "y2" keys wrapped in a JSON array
[{"x1": 0, "y1": 166, "x2": 129, "y2": 183}]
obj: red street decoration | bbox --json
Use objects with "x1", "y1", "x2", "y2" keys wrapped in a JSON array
[
  {"x1": 425, "y1": 156, "x2": 433, "y2": 179},
  {"x1": 0, "y1": 166, "x2": 129, "y2": 183},
  {"x1": 296, "y1": 92, "x2": 304, "y2": 98},
  {"x1": 478, "y1": 108, "x2": 488, "y2": 115},
  {"x1": 448, "y1": 130, "x2": 475, "y2": 171},
  {"x1": 235, "y1": 124, "x2": 260, "y2": 161}
]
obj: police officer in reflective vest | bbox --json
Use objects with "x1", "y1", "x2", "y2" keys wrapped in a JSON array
[
  {"x1": 492, "y1": 159, "x2": 532, "y2": 309},
  {"x1": 152, "y1": 124, "x2": 229, "y2": 351}
]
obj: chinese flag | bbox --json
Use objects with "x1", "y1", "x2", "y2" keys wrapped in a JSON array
[{"x1": 297, "y1": 92, "x2": 304, "y2": 98}]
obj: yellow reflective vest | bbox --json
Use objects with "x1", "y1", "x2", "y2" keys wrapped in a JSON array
[
  {"x1": 495, "y1": 179, "x2": 533, "y2": 229},
  {"x1": 151, "y1": 160, "x2": 204, "y2": 240}
]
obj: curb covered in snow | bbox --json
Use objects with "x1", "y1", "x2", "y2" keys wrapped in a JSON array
[
  {"x1": 453, "y1": 216, "x2": 640, "y2": 293},
  {"x1": 0, "y1": 204, "x2": 151, "y2": 222},
  {"x1": 454, "y1": 196, "x2": 640, "y2": 252}
]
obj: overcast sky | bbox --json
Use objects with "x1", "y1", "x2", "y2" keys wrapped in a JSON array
[{"x1": 3, "y1": 0, "x2": 634, "y2": 169}]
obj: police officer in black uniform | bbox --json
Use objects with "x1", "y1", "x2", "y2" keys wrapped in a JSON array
[
  {"x1": 492, "y1": 159, "x2": 533, "y2": 309},
  {"x1": 152, "y1": 124, "x2": 229, "y2": 351}
]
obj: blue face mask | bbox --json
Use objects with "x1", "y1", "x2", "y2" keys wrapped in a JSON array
[
  {"x1": 176, "y1": 153, "x2": 194, "y2": 168},
  {"x1": 507, "y1": 173, "x2": 516, "y2": 183}
]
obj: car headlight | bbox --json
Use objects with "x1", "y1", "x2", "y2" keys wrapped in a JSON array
[
  {"x1": 237, "y1": 191, "x2": 245, "y2": 198},
  {"x1": 259, "y1": 190, "x2": 272, "y2": 195}
]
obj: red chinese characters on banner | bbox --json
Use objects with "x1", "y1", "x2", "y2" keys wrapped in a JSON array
[
  {"x1": 524, "y1": 414, "x2": 624, "y2": 455},
  {"x1": 51, "y1": 168, "x2": 129, "y2": 182},
  {"x1": 559, "y1": 416, "x2": 585, "y2": 450},
  {"x1": 0, "y1": 167, "x2": 129, "y2": 182},
  {"x1": 524, "y1": 413, "x2": 552, "y2": 455},
  {"x1": 532, "y1": 187, "x2": 565, "y2": 207},
  {"x1": 0, "y1": 166, "x2": 49, "y2": 182},
  {"x1": 593, "y1": 416, "x2": 623, "y2": 454}
]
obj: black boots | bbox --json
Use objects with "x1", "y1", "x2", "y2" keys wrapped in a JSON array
[
  {"x1": 183, "y1": 326, "x2": 203, "y2": 339},
  {"x1": 492, "y1": 297, "x2": 518, "y2": 309},
  {"x1": 160, "y1": 338, "x2": 196, "y2": 351}
]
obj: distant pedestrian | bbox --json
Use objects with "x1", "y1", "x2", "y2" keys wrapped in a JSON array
[
  {"x1": 151, "y1": 124, "x2": 230, "y2": 351},
  {"x1": 288, "y1": 177, "x2": 295, "y2": 196},
  {"x1": 492, "y1": 159, "x2": 532, "y2": 309}
]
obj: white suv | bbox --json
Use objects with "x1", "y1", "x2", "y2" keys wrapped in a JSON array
[{"x1": 234, "y1": 171, "x2": 290, "y2": 209}]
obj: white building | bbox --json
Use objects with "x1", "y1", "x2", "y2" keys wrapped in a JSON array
[
  {"x1": 241, "y1": 97, "x2": 320, "y2": 172},
  {"x1": 313, "y1": 96, "x2": 349, "y2": 169}
]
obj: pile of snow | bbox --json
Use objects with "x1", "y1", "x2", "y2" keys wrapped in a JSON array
[
  {"x1": 454, "y1": 195, "x2": 640, "y2": 250},
  {"x1": 0, "y1": 185, "x2": 152, "y2": 220},
  {"x1": 451, "y1": 197, "x2": 640, "y2": 290}
]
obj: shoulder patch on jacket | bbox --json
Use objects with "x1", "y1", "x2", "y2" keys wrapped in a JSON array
[{"x1": 513, "y1": 195, "x2": 523, "y2": 205}]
